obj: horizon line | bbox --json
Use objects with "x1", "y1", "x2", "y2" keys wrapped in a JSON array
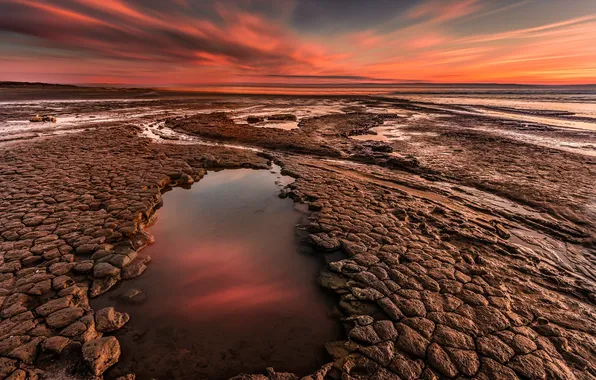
[{"x1": 2, "y1": 81, "x2": 596, "y2": 89}]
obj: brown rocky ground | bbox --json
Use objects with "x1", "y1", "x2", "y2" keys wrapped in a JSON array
[{"x1": 0, "y1": 96, "x2": 595, "y2": 379}]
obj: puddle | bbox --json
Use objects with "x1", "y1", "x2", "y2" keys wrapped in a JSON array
[
  {"x1": 255, "y1": 121, "x2": 299, "y2": 130},
  {"x1": 140, "y1": 121, "x2": 262, "y2": 152},
  {"x1": 91, "y1": 167, "x2": 340, "y2": 380}
]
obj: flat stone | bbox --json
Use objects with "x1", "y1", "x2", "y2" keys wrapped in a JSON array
[
  {"x1": 445, "y1": 347, "x2": 480, "y2": 376},
  {"x1": 396, "y1": 323, "x2": 429, "y2": 358},
  {"x1": 433, "y1": 325, "x2": 474, "y2": 350},
  {"x1": 477, "y1": 335, "x2": 515, "y2": 364},
  {"x1": 121, "y1": 261, "x2": 146, "y2": 279},
  {"x1": 8, "y1": 336, "x2": 43, "y2": 363},
  {"x1": 93, "y1": 263, "x2": 120, "y2": 278},
  {"x1": 348, "y1": 324, "x2": 380, "y2": 345},
  {"x1": 427, "y1": 342, "x2": 458, "y2": 378},
  {"x1": 46, "y1": 307, "x2": 84, "y2": 328},
  {"x1": 42, "y1": 336, "x2": 71, "y2": 354}
]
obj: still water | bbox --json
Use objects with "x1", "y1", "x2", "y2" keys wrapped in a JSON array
[{"x1": 92, "y1": 167, "x2": 340, "y2": 379}]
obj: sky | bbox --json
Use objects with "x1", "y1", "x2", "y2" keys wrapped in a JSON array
[{"x1": 0, "y1": 0, "x2": 595, "y2": 86}]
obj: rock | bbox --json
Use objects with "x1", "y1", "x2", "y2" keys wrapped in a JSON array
[
  {"x1": 310, "y1": 233, "x2": 340, "y2": 251},
  {"x1": 60, "y1": 321, "x2": 87, "y2": 337},
  {"x1": 393, "y1": 298, "x2": 426, "y2": 317},
  {"x1": 120, "y1": 288, "x2": 147, "y2": 304},
  {"x1": 476, "y1": 358, "x2": 518, "y2": 380},
  {"x1": 73, "y1": 260, "x2": 94, "y2": 273},
  {"x1": 82, "y1": 336, "x2": 121, "y2": 376},
  {"x1": 433, "y1": 325, "x2": 474, "y2": 350},
  {"x1": 509, "y1": 353, "x2": 546, "y2": 379},
  {"x1": 348, "y1": 324, "x2": 380, "y2": 345},
  {"x1": 5, "y1": 369, "x2": 26, "y2": 380},
  {"x1": 472, "y1": 306, "x2": 510, "y2": 333},
  {"x1": 445, "y1": 347, "x2": 480, "y2": 376},
  {"x1": 477, "y1": 335, "x2": 515, "y2": 364},
  {"x1": 0, "y1": 357, "x2": 18, "y2": 378},
  {"x1": 76, "y1": 243, "x2": 97, "y2": 255},
  {"x1": 8, "y1": 336, "x2": 43, "y2": 363},
  {"x1": 95, "y1": 307, "x2": 129, "y2": 332},
  {"x1": 359, "y1": 341, "x2": 394, "y2": 366},
  {"x1": 377, "y1": 297, "x2": 404, "y2": 321},
  {"x1": 267, "y1": 114, "x2": 297, "y2": 121},
  {"x1": 247, "y1": 116, "x2": 264, "y2": 123},
  {"x1": 427, "y1": 343, "x2": 458, "y2": 377},
  {"x1": 90, "y1": 276, "x2": 119, "y2": 298},
  {"x1": 121, "y1": 261, "x2": 147, "y2": 279},
  {"x1": 46, "y1": 307, "x2": 84, "y2": 328},
  {"x1": 373, "y1": 320, "x2": 397, "y2": 341},
  {"x1": 396, "y1": 323, "x2": 429, "y2": 358},
  {"x1": 389, "y1": 353, "x2": 424, "y2": 379},
  {"x1": 115, "y1": 375, "x2": 136, "y2": 380},
  {"x1": 52, "y1": 275, "x2": 74, "y2": 290},
  {"x1": 93, "y1": 263, "x2": 120, "y2": 278},
  {"x1": 35, "y1": 295, "x2": 73, "y2": 316},
  {"x1": 41, "y1": 336, "x2": 71, "y2": 354}
]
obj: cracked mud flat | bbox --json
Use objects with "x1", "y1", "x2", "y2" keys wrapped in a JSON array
[{"x1": 0, "y1": 86, "x2": 595, "y2": 380}]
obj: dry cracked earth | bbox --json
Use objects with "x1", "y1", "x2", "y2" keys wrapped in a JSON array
[{"x1": 0, "y1": 92, "x2": 595, "y2": 380}]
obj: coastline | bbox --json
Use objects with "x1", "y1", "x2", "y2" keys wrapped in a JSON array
[{"x1": 0, "y1": 89, "x2": 594, "y2": 379}]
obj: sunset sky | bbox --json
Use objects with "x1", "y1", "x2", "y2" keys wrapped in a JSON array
[{"x1": 1, "y1": 0, "x2": 595, "y2": 86}]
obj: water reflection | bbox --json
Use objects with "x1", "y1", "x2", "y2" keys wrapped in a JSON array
[{"x1": 92, "y1": 168, "x2": 340, "y2": 379}]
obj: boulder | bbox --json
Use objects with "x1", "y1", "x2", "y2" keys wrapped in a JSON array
[
  {"x1": 95, "y1": 307, "x2": 130, "y2": 332},
  {"x1": 82, "y1": 336, "x2": 121, "y2": 376}
]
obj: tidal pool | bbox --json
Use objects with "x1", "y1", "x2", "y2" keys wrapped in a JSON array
[{"x1": 92, "y1": 167, "x2": 341, "y2": 379}]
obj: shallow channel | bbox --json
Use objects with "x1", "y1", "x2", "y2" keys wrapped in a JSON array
[{"x1": 92, "y1": 167, "x2": 341, "y2": 379}]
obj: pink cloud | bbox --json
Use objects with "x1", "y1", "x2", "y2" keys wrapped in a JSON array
[{"x1": 406, "y1": 0, "x2": 480, "y2": 22}]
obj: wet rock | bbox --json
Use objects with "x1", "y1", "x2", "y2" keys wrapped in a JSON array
[
  {"x1": 95, "y1": 307, "x2": 130, "y2": 332},
  {"x1": 93, "y1": 263, "x2": 120, "y2": 278},
  {"x1": 247, "y1": 116, "x2": 264, "y2": 123},
  {"x1": 267, "y1": 114, "x2": 297, "y2": 121},
  {"x1": 82, "y1": 336, "x2": 121, "y2": 376},
  {"x1": 90, "y1": 276, "x2": 120, "y2": 298},
  {"x1": 121, "y1": 261, "x2": 146, "y2": 279},
  {"x1": 120, "y1": 288, "x2": 147, "y2": 304}
]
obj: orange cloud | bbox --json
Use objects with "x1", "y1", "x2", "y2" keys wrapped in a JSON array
[
  {"x1": 0, "y1": 0, "x2": 594, "y2": 85},
  {"x1": 406, "y1": 0, "x2": 480, "y2": 22}
]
